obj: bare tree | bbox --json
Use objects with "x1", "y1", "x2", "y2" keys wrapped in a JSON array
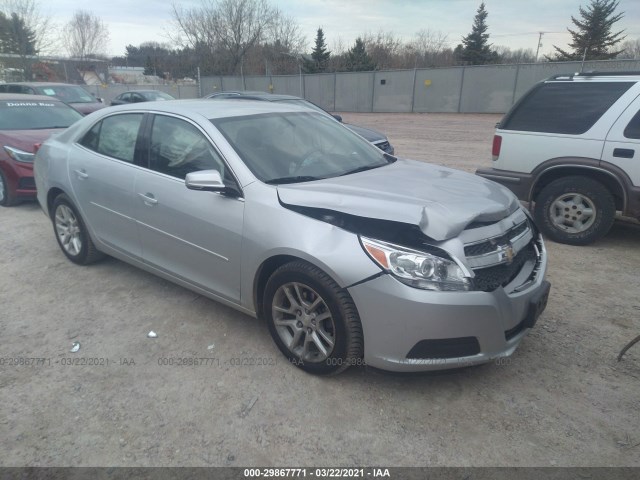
[
  {"x1": 362, "y1": 31, "x2": 403, "y2": 70},
  {"x1": 494, "y1": 45, "x2": 536, "y2": 64},
  {"x1": 618, "y1": 38, "x2": 640, "y2": 59},
  {"x1": 410, "y1": 29, "x2": 449, "y2": 67},
  {"x1": 63, "y1": 10, "x2": 109, "y2": 65},
  {"x1": 171, "y1": 0, "x2": 280, "y2": 75}
]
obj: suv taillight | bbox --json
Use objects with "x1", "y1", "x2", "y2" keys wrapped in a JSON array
[{"x1": 492, "y1": 135, "x2": 502, "y2": 161}]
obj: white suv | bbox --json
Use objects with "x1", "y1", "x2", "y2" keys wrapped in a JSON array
[{"x1": 477, "y1": 72, "x2": 640, "y2": 245}]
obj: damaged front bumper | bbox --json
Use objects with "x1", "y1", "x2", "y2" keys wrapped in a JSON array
[{"x1": 348, "y1": 235, "x2": 549, "y2": 372}]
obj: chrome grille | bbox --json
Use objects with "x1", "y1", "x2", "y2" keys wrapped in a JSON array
[
  {"x1": 464, "y1": 218, "x2": 541, "y2": 292},
  {"x1": 464, "y1": 221, "x2": 529, "y2": 257},
  {"x1": 375, "y1": 141, "x2": 391, "y2": 152},
  {"x1": 472, "y1": 242, "x2": 537, "y2": 292}
]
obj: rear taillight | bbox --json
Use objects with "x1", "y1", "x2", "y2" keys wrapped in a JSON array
[
  {"x1": 492, "y1": 135, "x2": 502, "y2": 161},
  {"x1": 33, "y1": 143, "x2": 42, "y2": 154}
]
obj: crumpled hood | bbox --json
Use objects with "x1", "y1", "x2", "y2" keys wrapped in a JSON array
[{"x1": 277, "y1": 159, "x2": 519, "y2": 241}]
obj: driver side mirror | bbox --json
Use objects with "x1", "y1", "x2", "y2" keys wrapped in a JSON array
[
  {"x1": 332, "y1": 114, "x2": 343, "y2": 122},
  {"x1": 185, "y1": 170, "x2": 225, "y2": 192},
  {"x1": 185, "y1": 170, "x2": 242, "y2": 197}
]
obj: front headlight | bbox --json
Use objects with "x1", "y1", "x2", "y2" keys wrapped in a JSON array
[
  {"x1": 4, "y1": 146, "x2": 35, "y2": 163},
  {"x1": 360, "y1": 236, "x2": 471, "y2": 291}
]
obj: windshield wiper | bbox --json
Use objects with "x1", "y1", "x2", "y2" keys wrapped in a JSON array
[
  {"x1": 339, "y1": 164, "x2": 385, "y2": 177},
  {"x1": 265, "y1": 175, "x2": 323, "y2": 185}
]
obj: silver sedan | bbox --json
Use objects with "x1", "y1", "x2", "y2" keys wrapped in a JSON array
[{"x1": 34, "y1": 100, "x2": 550, "y2": 375}]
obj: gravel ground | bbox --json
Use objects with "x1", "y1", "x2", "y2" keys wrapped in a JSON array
[{"x1": 0, "y1": 113, "x2": 639, "y2": 467}]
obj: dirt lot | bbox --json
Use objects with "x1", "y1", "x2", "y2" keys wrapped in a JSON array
[{"x1": 1, "y1": 113, "x2": 639, "y2": 467}]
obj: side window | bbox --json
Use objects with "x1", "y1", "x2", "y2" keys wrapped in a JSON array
[
  {"x1": 119, "y1": 93, "x2": 131, "y2": 102},
  {"x1": 79, "y1": 114, "x2": 144, "y2": 163},
  {"x1": 503, "y1": 82, "x2": 634, "y2": 135},
  {"x1": 80, "y1": 122, "x2": 101, "y2": 151},
  {"x1": 8, "y1": 85, "x2": 23, "y2": 93},
  {"x1": 624, "y1": 110, "x2": 640, "y2": 140},
  {"x1": 148, "y1": 115, "x2": 226, "y2": 180}
]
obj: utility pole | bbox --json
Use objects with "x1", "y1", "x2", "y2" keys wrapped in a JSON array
[
  {"x1": 535, "y1": 32, "x2": 544, "y2": 61},
  {"x1": 580, "y1": 37, "x2": 591, "y2": 73}
]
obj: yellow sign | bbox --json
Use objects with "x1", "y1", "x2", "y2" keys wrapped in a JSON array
[{"x1": 424, "y1": 80, "x2": 432, "y2": 87}]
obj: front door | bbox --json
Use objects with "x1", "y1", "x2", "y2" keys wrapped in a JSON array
[{"x1": 134, "y1": 113, "x2": 244, "y2": 302}]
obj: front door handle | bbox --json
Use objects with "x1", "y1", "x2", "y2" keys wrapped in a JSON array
[
  {"x1": 74, "y1": 169, "x2": 89, "y2": 179},
  {"x1": 613, "y1": 148, "x2": 635, "y2": 159},
  {"x1": 138, "y1": 193, "x2": 158, "y2": 206}
]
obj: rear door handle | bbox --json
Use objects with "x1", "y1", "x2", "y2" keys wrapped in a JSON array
[
  {"x1": 613, "y1": 148, "x2": 635, "y2": 159},
  {"x1": 138, "y1": 193, "x2": 158, "y2": 206},
  {"x1": 74, "y1": 169, "x2": 89, "y2": 179}
]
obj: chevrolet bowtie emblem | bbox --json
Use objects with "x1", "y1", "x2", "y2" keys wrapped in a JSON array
[{"x1": 500, "y1": 244, "x2": 515, "y2": 264}]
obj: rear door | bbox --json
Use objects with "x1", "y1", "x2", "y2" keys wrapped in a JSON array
[
  {"x1": 134, "y1": 113, "x2": 245, "y2": 301},
  {"x1": 69, "y1": 112, "x2": 146, "y2": 259},
  {"x1": 602, "y1": 95, "x2": 640, "y2": 186}
]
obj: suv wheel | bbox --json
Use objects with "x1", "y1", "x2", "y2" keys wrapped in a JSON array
[
  {"x1": 263, "y1": 261, "x2": 364, "y2": 375},
  {"x1": 534, "y1": 176, "x2": 615, "y2": 245}
]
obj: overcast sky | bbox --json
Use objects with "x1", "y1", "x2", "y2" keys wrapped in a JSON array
[{"x1": 47, "y1": 0, "x2": 640, "y2": 58}]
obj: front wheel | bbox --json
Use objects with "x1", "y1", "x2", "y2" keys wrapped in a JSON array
[
  {"x1": 534, "y1": 176, "x2": 615, "y2": 246},
  {"x1": 263, "y1": 261, "x2": 364, "y2": 375},
  {"x1": 52, "y1": 194, "x2": 104, "y2": 265}
]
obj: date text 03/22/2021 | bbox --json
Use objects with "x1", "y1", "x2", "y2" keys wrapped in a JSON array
[{"x1": 243, "y1": 468, "x2": 390, "y2": 477}]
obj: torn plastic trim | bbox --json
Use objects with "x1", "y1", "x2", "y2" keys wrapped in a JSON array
[
  {"x1": 344, "y1": 271, "x2": 386, "y2": 289},
  {"x1": 281, "y1": 202, "x2": 448, "y2": 254}
]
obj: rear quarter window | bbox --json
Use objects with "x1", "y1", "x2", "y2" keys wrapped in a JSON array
[{"x1": 502, "y1": 81, "x2": 634, "y2": 135}]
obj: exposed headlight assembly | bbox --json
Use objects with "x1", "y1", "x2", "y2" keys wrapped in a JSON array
[{"x1": 360, "y1": 236, "x2": 471, "y2": 291}]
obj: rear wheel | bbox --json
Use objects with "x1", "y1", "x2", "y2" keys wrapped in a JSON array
[
  {"x1": 263, "y1": 261, "x2": 364, "y2": 375},
  {"x1": 534, "y1": 176, "x2": 615, "y2": 245},
  {"x1": 52, "y1": 194, "x2": 104, "y2": 265},
  {"x1": 0, "y1": 170, "x2": 17, "y2": 206}
]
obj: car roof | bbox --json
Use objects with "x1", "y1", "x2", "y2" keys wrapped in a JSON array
[
  {"x1": 121, "y1": 90, "x2": 171, "y2": 94},
  {"x1": 0, "y1": 93, "x2": 65, "y2": 103},
  {"x1": 107, "y1": 98, "x2": 318, "y2": 119},
  {"x1": 2, "y1": 82, "x2": 85, "y2": 87},
  {"x1": 210, "y1": 91, "x2": 303, "y2": 101}
]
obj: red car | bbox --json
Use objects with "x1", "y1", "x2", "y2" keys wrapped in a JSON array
[{"x1": 0, "y1": 94, "x2": 83, "y2": 206}]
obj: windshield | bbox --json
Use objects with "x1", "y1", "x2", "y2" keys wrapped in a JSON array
[
  {"x1": 145, "y1": 91, "x2": 174, "y2": 101},
  {"x1": 0, "y1": 101, "x2": 83, "y2": 130},
  {"x1": 211, "y1": 112, "x2": 394, "y2": 184},
  {"x1": 36, "y1": 85, "x2": 97, "y2": 103},
  {"x1": 276, "y1": 99, "x2": 328, "y2": 115}
]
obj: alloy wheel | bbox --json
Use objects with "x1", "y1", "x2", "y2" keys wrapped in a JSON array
[
  {"x1": 271, "y1": 282, "x2": 336, "y2": 362},
  {"x1": 55, "y1": 204, "x2": 83, "y2": 256}
]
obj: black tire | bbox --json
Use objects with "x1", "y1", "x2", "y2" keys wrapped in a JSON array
[
  {"x1": 51, "y1": 194, "x2": 105, "y2": 265},
  {"x1": 534, "y1": 176, "x2": 615, "y2": 246},
  {"x1": 0, "y1": 170, "x2": 17, "y2": 206},
  {"x1": 263, "y1": 261, "x2": 364, "y2": 375}
]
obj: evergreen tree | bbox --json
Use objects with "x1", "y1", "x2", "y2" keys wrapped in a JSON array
[
  {"x1": 144, "y1": 55, "x2": 156, "y2": 76},
  {"x1": 345, "y1": 37, "x2": 376, "y2": 72},
  {"x1": 0, "y1": 12, "x2": 37, "y2": 56},
  {"x1": 303, "y1": 27, "x2": 331, "y2": 73},
  {"x1": 550, "y1": 0, "x2": 626, "y2": 61},
  {"x1": 455, "y1": 2, "x2": 497, "y2": 65}
]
